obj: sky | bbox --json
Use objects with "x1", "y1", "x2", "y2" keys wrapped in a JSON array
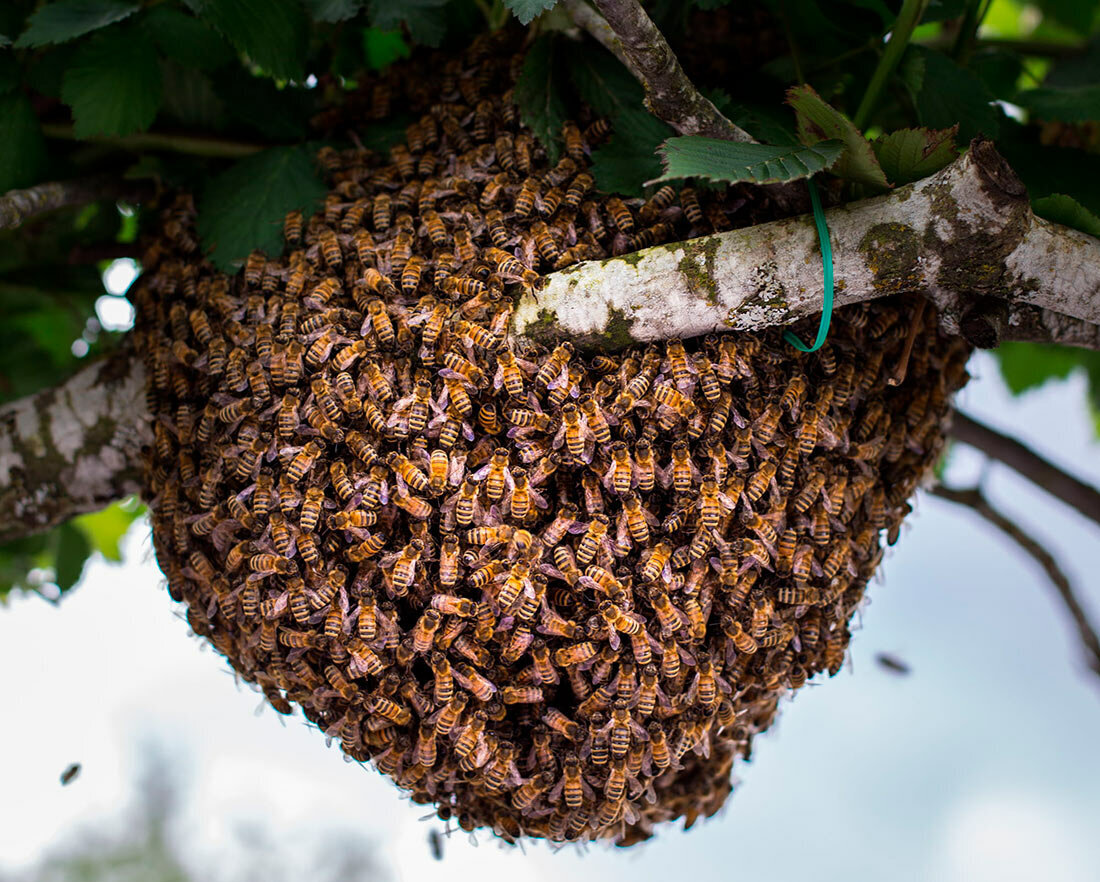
[{"x1": 0, "y1": 351, "x2": 1097, "y2": 882}]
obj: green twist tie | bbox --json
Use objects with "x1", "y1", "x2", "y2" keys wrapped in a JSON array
[{"x1": 783, "y1": 177, "x2": 834, "y2": 353}]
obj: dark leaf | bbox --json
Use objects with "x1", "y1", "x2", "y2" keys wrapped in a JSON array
[
  {"x1": 306, "y1": 0, "x2": 363, "y2": 22},
  {"x1": 652, "y1": 136, "x2": 844, "y2": 185},
  {"x1": 141, "y1": 6, "x2": 236, "y2": 71},
  {"x1": 788, "y1": 84, "x2": 889, "y2": 189},
  {"x1": 589, "y1": 108, "x2": 673, "y2": 197},
  {"x1": 568, "y1": 43, "x2": 644, "y2": 120},
  {"x1": 504, "y1": 0, "x2": 557, "y2": 25},
  {"x1": 197, "y1": 146, "x2": 326, "y2": 272},
  {"x1": 1015, "y1": 85, "x2": 1100, "y2": 123},
  {"x1": 190, "y1": 0, "x2": 309, "y2": 82},
  {"x1": 0, "y1": 92, "x2": 46, "y2": 191},
  {"x1": 60, "y1": 25, "x2": 162, "y2": 138},
  {"x1": 210, "y1": 69, "x2": 314, "y2": 140},
  {"x1": 515, "y1": 34, "x2": 567, "y2": 163},
  {"x1": 997, "y1": 124, "x2": 1100, "y2": 216},
  {"x1": 359, "y1": 115, "x2": 415, "y2": 152},
  {"x1": 15, "y1": 0, "x2": 138, "y2": 48},
  {"x1": 968, "y1": 47, "x2": 1025, "y2": 100},
  {"x1": 872, "y1": 126, "x2": 958, "y2": 186},
  {"x1": 722, "y1": 102, "x2": 800, "y2": 146},
  {"x1": 900, "y1": 46, "x2": 1000, "y2": 142},
  {"x1": 1044, "y1": 39, "x2": 1100, "y2": 90},
  {"x1": 363, "y1": 26, "x2": 410, "y2": 70},
  {"x1": 158, "y1": 62, "x2": 228, "y2": 130},
  {"x1": 1032, "y1": 0, "x2": 1099, "y2": 36},
  {"x1": 1031, "y1": 194, "x2": 1100, "y2": 238},
  {"x1": 368, "y1": 0, "x2": 449, "y2": 47}
]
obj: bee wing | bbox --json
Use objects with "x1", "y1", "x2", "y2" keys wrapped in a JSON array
[{"x1": 528, "y1": 488, "x2": 549, "y2": 510}]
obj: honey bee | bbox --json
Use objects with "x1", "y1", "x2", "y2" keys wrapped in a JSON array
[
  {"x1": 640, "y1": 541, "x2": 672, "y2": 583},
  {"x1": 508, "y1": 176, "x2": 539, "y2": 219},
  {"x1": 299, "y1": 486, "x2": 325, "y2": 532},
  {"x1": 286, "y1": 441, "x2": 323, "y2": 483}
]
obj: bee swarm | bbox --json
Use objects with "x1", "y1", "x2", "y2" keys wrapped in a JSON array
[{"x1": 133, "y1": 34, "x2": 971, "y2": 845}]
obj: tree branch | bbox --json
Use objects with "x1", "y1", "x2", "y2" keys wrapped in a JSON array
[
  {"x1": 40, "y1": 123, "x2": 267, "y2": 159},
  {"x1": 569, "y1": 0, "x2": 754, "y2": 142},
  {"x1": 0, "y1": 175, "x2": 154, "y2": 231},
  {"x1": 516, "y1": 140, "x2": 1100, "y2": 352},
  {"x1": 0, "y1": 345, "x2": 151, "y2": 545},
  {"x1": 929, "y1": 484, "x2": 1100, "y2": 681},
  {"x1": 950, "y1": 412, "x2": 1100, "y2": 529}
]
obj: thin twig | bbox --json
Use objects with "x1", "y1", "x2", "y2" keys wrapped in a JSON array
[
  {"x1": 950, "y1": 412, "x2": 1100, "y2": 529},
  {"x1": 560, "y1": 0, "x2": 637, "y2": 75},
  {"x1": 569, "y1": 0, "x2": 754, "y2": 142},
  {"x1": 41, "y1": 123, "x2": 267, "y2": 159},
  {"x1": 930, "y1": 484, "x2": 1100, "y2": 680},
  {"x1": 0, "y1": 175, "x2": 153, "y2": 231}
]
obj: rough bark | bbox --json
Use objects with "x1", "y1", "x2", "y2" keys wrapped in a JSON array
[
  {"x1": 516, "y1": 141, "x2": 1100, "y2": 351},
  {"x1": 0, "y1": 175, "x2": 153, "y2": 231},
  {"x1": 582, "y1": 0, "x2": 754, "y2": 142},
  {"x1": 0, "y1": 346, "x2": 151, "y2": 544}
]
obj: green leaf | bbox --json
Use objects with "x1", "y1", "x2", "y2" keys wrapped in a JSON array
[
  {"x1": 197, "y1": 146, "x2": 326, "y2": 271},
  {"x1": 589, "y1": 108, "x2": 673, "y2": 197},
  {"x1": 363, "y1": 27, "x2": 410, "y2": 70},
  {"x1": 71, "y1": 499, "x2": 144, "y2": 562},
  {"x1": 0, "y1": 54, "x2": 19, "y2": 93},
  {"x1": 515, "y1": 35, "x2": 567, "y2": 163},
  {"x1": 306, "y1": 0, "x2": 363, "y2": 22},
  {"x1": 1044, "y1": 39, "x2": 1100, "y2": 90},
  {"x1": 722, "y1": 103, "x2": 800, "y2": 147},
  {"x1": 568, "y1": 43, "x2": 644, "y2": 120},
  {"x1": 53, "y1": 521, "x2": 91, "y2": 592},
  {"x1": 787, "y1": 84, "x2": 889, "y2": 189},
  {"x1": 1031, "y1": 194, "x2": 1100, "y2": 238},
  {"x1": 0, "y1": 92, "x2": 47, "y2": 192},
  {"x1": 210, "y1": 69, "x2": 313, "y2": 140},
  {"x1": 652, "y1": 137, "x2": 844, "y2": 186},
  {"x1": 968, "y1": 47, "x2": 1025, "y2": 100},
  {"x1": 158, "y1": 62, "x2": 228, "y2": 130},
  {"x1": 900, "y1": 46, "x2": 1000, "y2": 143},
  {"x1": 141, "y1": 6, "x2": 235, "y2": 72},
  {"x1": 1015, "y1": 85, "x2": 1100, "y2": 123},
  {"x1": 60, "y1": 25, "x2": 162, "y2": 138},
  {"x1": 15, "y1": 0, "x2": 138, "y2": 48},
  {"x1": 359, "y1": 114, "x2": 415, "y2": 152},
  {"x1": 504, "y1": 0, "x2": 557, "y2": 25},
  {"x1": 1033, "y1": 0, "x2": 1099, "y2": 35},
  {"x1": 190, "y1": 0, "x2": 309, "y2": 82},
  {"x1": 994, "y1": 343, "x2": 1100, "y2": 411},
  {"x1": 368, "y1": 0, "x2": 449, "y2": 47},
  {"x1": 872, "y1": 126, "x2": 958, "y2": 186}
]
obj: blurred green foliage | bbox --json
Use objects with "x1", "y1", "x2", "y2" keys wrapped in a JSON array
[{"x1": 0, "y1": 0, "x2": 1097, "y2": 604}]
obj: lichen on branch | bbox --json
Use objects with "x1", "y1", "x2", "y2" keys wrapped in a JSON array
[
  {"x1": 515, "y1": 141, "x2": 1100, "y2": 351},
  {"x1": 0, "y1": 347, "x2": 151, "y2": 544}
]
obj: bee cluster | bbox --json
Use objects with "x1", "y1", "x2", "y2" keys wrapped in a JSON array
[{"x1": 132, "y1": 34, "x2": 971, "y2": 845}]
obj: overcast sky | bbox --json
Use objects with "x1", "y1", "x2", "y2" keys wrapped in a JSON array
[{"x1": 1, "y1": 351, "x2": 1097, "y2": 882}]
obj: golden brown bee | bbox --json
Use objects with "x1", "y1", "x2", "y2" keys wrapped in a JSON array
[{"x1": 531, "y1": 221, "x2": 561, "y2": 265}]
